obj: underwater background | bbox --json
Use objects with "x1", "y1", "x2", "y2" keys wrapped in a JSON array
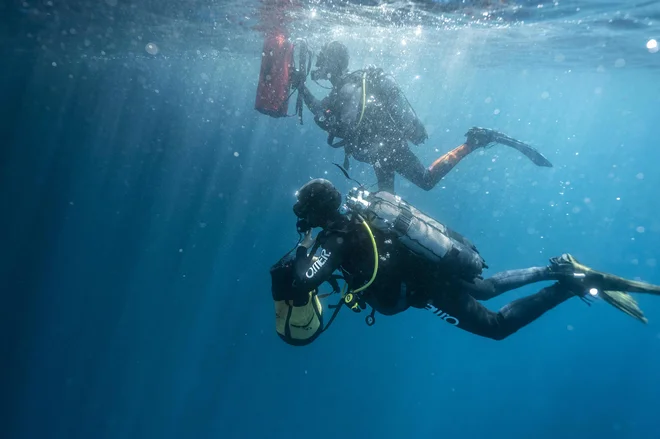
[{"x1": 2, "y1": 1, "x2": 660, "y2": 438}]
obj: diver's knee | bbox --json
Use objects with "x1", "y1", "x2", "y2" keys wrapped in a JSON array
[
  {"x1": 487, "y1": 328, "x2": 512, "y2": 341},
  {"x1": 418, "y1": 180, "x2": 434, "y2": 191}
]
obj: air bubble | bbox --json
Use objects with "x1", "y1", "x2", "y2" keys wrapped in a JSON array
[{"x1": 145, "y1": 42, "x2": 159, "y2": 55}]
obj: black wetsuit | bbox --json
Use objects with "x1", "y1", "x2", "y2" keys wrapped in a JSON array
[
  {"x1": 291, "y1": 217, "x2": 574, "y2": 340},
  {"x1": 301, "y1": 69, "x2": 467, "y2": 193}
]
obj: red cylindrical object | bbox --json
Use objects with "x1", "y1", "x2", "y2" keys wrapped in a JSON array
[{"x1": 255, "y1": 33, "x2": 294, "y2": 118}]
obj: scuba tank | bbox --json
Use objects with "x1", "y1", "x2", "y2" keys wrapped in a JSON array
[{"x1": 344, "y1": 188, "x2": 486, "y2": 280}]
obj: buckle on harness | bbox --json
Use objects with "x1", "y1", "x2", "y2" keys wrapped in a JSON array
[
  {"x1": 343, "y1": 293, "x2": 377, "y2": 326},
  {"x1": 344, "y1": 293, "x2": 366, "y2": 312}
]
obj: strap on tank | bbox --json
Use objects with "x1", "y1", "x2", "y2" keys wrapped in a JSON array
[{"x1": 393, "y1": 201, "x2": 413, "y2": 235}]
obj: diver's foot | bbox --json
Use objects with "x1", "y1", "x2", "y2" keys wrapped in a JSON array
[
  {"x1": 465, "y1": 127, "x2": 496, "y2": 149},
  {"x1": 549, "y1": 253, "x2": 579, "y2": 274},
  {"x1": 549, "y1": 254, "x2": 651, "y2": 323},
  {"x1": 548, "y1": 253, "x2": 593, "y2": 297}
]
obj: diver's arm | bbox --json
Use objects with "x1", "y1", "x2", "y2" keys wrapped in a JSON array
[
  {"x1": 379, "y1": 74, "x2": 428, "y2": 144},
  {"x1": 292, "y1": 233, "x2": 344, "y2": 294},
  {"x1": 299, "y1": 84, "x2": 326, "y2": 117}
]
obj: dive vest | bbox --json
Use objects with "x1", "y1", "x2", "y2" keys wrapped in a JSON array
[
  {"x1": 313, "y1": 70, "x2": 369, "y2": 143},
  {"x1": 314, "y1": 67, "x2": 422, "y2": 149},
  {"x1": 345, "y1": 189, "x2": 486, "y2": 280}
]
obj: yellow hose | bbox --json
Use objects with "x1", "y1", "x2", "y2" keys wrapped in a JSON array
[{"x1": 352, "y1": 215, "x2": 378, "y2": 294}]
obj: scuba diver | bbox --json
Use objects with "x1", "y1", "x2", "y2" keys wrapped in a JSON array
[
  {"x1": 271, "y1": 178, "x2": 660, "y2": 346},
  {"x1": 291, "y1": 41, "x2": 553, "y2": 193}
]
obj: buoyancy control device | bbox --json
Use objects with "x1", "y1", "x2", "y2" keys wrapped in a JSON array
[{"x1": 254, "y1": 33, "x2": 311, "y2": 123}]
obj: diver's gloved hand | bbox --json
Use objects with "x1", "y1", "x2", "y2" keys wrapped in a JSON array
[
  {"x1": 465, "y1": 127, "x2": 496, "y2": 149},
  {"x1": 290, "y1": 69, "x2": 306, "y2": 90},
  {"x1": 270, "y1": 255, "x2": 309, "y2": 304},
  {"x1": 299, "y1": 230, "x2": 316, "y2": 249}
]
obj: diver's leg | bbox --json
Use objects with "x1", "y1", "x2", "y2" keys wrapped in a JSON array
[
  {"x1": 390, "y1": 142, "x2": 479, "y2": 191},
  {"x1": 465, "y1": 256, "x2": 656, "y2": 324},
  {"x1": 388, "y1": 143, "x2": 435, "y2": 191},
  {"x1": 424, "y1": 143, "x2": 478, "y2": 187},
  {"x1": 373, "y1": 160, "x2": 396, "y2": 193},
  {"x1": 461, "y1": 252, "x2": 656, "y2": 301},
  {"x1": 465, "y1": 266, "x2": 555, "y2": 301},
  {"x1": 427, "y1": 282, "x2": 573, "y2": 340}
]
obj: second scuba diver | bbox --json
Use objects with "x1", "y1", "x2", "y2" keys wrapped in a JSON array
[
  {"x1": 271, "y1": 178, "x2": 660, "y2": 346},
  {"x1": 292, "y1": 41, "x2": 553, "y2": 193}
]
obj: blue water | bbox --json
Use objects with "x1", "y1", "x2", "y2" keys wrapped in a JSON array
[{"x1": 2, "y1": 1, "x2": 660, "y2": 438}]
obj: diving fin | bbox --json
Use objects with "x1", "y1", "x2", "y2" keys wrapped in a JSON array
[
  {"x1": 599, "y1": 290, "x2": 648, "y2": 324},
  {"x1": 491, "y1": 130, "x2": 553, "y2": 167},
  {"x1": 466, "y1": 127, "x2": 553, "y2": 167},
  {"x1": 558, "y1": 254, "x2": 660, "y2": 296},
  {"x1": 551, "y1": 253, "x2": 659, "y2": 323}
]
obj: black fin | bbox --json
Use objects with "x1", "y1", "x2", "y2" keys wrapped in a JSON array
[
  {"x1": 334, "y1": 162, "x2": 350, "y2": 179},
  {"x1": 491, "y1": 131, "x2": 553, "y2": 167},
  {"x1": 333, "y1": 163, "x2": 363, "y2": 187}
]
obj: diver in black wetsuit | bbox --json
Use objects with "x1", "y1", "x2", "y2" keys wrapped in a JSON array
[
  {"x1": 271, "y1": 179, "x2": 660, "y2": 346},
  {"x1": 292, "y1": 41, "x2": 552, "y2": 193}
]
